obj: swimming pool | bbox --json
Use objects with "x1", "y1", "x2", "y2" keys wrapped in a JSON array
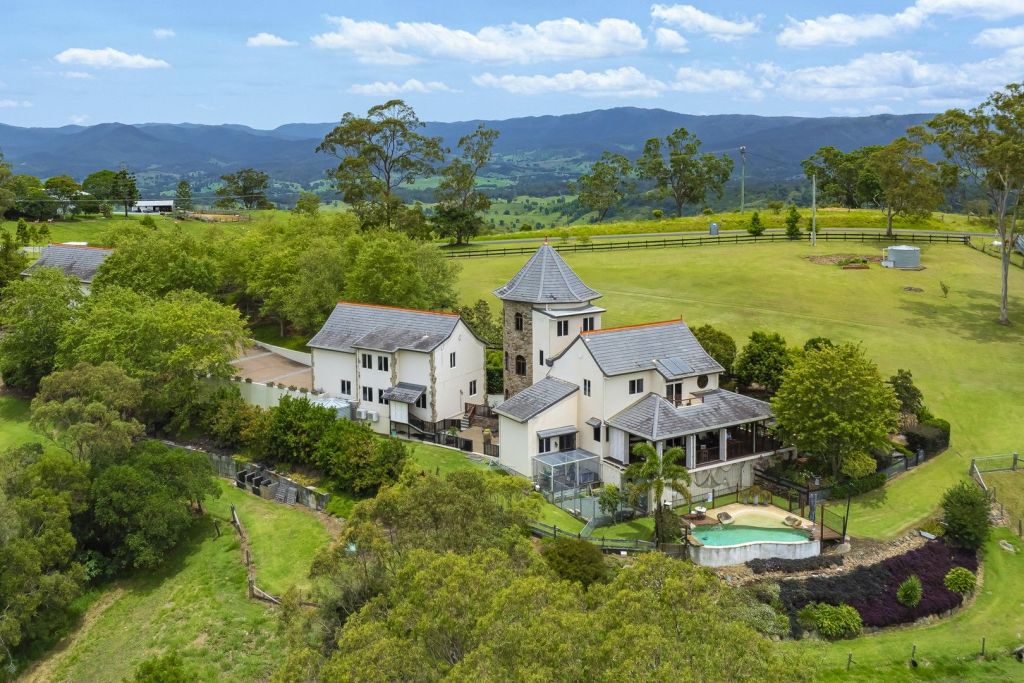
[{"x1": 691, "y1": 524, "x2": 810, "y2": 546}]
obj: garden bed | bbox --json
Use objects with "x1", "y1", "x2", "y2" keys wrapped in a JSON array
[{"x1": 779, "y1": 540, "x2": 977, "y2": 635}]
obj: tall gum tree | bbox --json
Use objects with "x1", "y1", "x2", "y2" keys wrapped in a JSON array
[{"x1": 636, "y1": 127, "x2": 733, "y2": 218}]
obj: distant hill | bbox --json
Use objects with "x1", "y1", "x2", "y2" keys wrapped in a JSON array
[{"x1": 0, "y1": 107, "x2": 934, "y2": 191}]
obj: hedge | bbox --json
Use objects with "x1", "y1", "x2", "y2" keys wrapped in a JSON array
[
  {"x1": 831, "y1": 471, "x2": 887, "y2": 499},
  {"x1": 905, "y1": 418, "x2": 951, "y2": 455},
  {"x1": 748, "y1": 554, "x2": 844, "y2": 575}
]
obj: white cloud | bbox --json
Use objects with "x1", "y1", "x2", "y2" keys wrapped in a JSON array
[
  {"x1": 650, "y1": 4, "x2": 760, "y2": 41},
  {"x1": 778, "y1": 0, "x2": 1024, "y2": 47},
  {"x1": 246, "y1": 32, "x2": 297, "y2": 48},
  {"x1": 69, "y1": 114, "x2": 90, "y2": 124},
  {"x1": 153, "y1": 28, "x2": 175, "y2": 39},
  {"x1": 473, "y1": 67, "x2": 666, "y2": 97},
  {"x1": 61, "y1": 71, "x2": 94, "y2": 79},
  {"x1": 654, "y1": 27, "x2": 689, "y2": 52},
  {"x1": 0, "y1": 99, "x2": 32, "y2": 108},
  {"x1": 311, "y1": 16, "x2": 647, "y2": 64},
  {"x1": 54, "y1": 47, "x2": 169, "y2": 69},
  {"x1": 830, "y1": 104, "x2": 897, "y2": 116},
  {"x1": 348, "y1": 79, "x2": 454, "y2": 95},
  {"x1": 674, "y1": 66, "x2": 753, "y2": 92},
  {"x1": 974, "y1": 24, "x2": 1024, "y2": 47}
]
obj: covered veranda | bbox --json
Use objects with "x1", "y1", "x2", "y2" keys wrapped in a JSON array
[{"x1": 532, "y1": 449, "x2": 601, "y2": 503}]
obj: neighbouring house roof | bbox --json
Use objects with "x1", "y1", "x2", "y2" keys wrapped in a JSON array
[
  {"x1": 308, "y1": 302, "x2": 466, "y2": 354},
  {"x1": 493, "y1": 244, "x2": 601, "y2": 304},
  {"x1": 606, "y1": 389, "x2": 773, "y2": 441},
  {"x1": 382, "y1": 382, "x2": 427, "y2": 403},
  {"x1": 558, "y1": 320, "x2": 724, "y2": 378},
  {"x1": 22, "y1": 244, "x2": 113, "y2": 284},
  {"x1": 536, "y1": 425, "x2": 578, "y2": 439},
  {"x1": 495, "y1": 377, "x2": 578, "y2": 422}
]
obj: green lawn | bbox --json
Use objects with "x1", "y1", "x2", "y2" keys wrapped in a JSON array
[
  {"x1": 456, "y1": 241, "x2": 1024, "y2": 540},
  {"x1": 408, "y1": 441, "x2": 488, "y2": 475},
  {"x1": 2, "y1": 213, "x2": 218, "y2": 246},
  {"x1": 985, "y1": 470, "x2": 1024, "y2": 532},
  {"x1": 536, "y1": 503, "x2": 587, "y2": 533},
  {"x1": 795, "y1": 528, "x2": 1024, "y2": 681},
  {"x1": 589, "y1": 517, "x2": 656, "y2": 541},
  {"x1": 211, "y1": 481, "x2": 330, "y2": 596}
]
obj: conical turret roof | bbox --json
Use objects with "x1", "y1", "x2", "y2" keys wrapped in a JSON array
[{"x1": 493, "y1": 244, "x2": 601, "y2": 304}]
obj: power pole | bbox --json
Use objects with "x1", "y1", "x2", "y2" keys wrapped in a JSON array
[
  {"x1": 811, "y1": 172, "x2": 818, "y2": 247},
  {"x1": 739, "y1": 146, "x2": 747, "y2": 214}
]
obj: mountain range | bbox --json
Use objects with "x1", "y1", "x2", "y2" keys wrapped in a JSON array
[{"x1": 0, "y1": 107, "x2": 934, "y2": 191}]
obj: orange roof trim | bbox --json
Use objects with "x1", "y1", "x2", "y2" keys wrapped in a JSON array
[
  {"x1": 335, "y1": 300, "x2": 459, "y2": 317},
  {"x1": 51, "y1": 243, "x2": 112, "y2": 250},
  {"x1": 581, "y1": 317, "x2": 684, "y2": 335}
]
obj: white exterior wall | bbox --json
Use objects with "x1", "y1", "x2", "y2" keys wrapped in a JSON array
[
  {"x1": 547, "y1": 339, "x2": 605, "y2": 456},
  {"x1": 498, "y1": 416, "x2": 531, "y2": 477},
  {"x1": 433, "y1": 320, "x2": 486, "y2": 421},
  {"x1": 397, "y1": 350, "x2": 433, "y2": 420},
  {"x1": 311, "y1": 348, "x2": 357, "y2": 398},
  {"x1": 355, "y1": 350, "x2": 393, "y2": 434}
]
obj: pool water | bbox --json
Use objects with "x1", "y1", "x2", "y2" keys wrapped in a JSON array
[{"x1": 691, "y1": 524, "x2": 810, "y2": 546}]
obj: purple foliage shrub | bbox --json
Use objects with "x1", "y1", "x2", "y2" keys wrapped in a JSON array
[{"x1": 780, "y1": 541, "x2": 977, "y2": 632}]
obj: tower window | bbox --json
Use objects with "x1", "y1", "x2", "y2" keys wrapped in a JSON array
[
  {"x1": 514, "y1": 312, "x2": 523, "y2": 331},
  {"x1": 515, "y1": 355, "x2": 526, "y2": 376},
  {"x1": 583, "y1": 316, "x2": 595, "y2": 332}
]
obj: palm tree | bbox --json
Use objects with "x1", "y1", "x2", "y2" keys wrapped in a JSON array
[{"x1": 624, "y1": 443, "x2": 692, "y2": 545}]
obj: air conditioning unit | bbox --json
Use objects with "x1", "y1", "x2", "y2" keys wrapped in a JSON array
[
  {"x1": 356, "y1": 408, "x2": 367, "y2": 420},
  {"x1": 369, "y1": 411, "x2": 379, "y2": 423}
]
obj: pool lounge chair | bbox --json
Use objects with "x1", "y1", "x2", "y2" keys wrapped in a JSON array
[{"x1": 717, "y1": 511, "x2": 734, "y2": 525}]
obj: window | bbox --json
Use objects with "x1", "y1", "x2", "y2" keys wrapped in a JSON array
[
  {"x1": 666, "y1": 382, "x2": 683, "y2": 404},
  {"x1": 504, "y1": 351, "x2": 509, "y2": 368},
  {"x1": 378, "y1": 388, "x2": 388, "y2": 405},
  {"x1": 629, "y1": 378, "x2": 644, "y2": 395},
  {"x1": 558, "y1": 433, "x2": 576, "y2": 451},
  {"x1": 539, "y1": 350, "x2": 544, "y2": 365},
  {"x1": 514, "y1": 312, "x2": 523, "y2": 331},
  {"x1": 583, "y1": 316, "x2": 595, "y2": 332},
  {"x1": 361, "y1": 353, "x2": 372, "y2": 369},
  {"x1": 449, "y1": 352, "x2": 456, "y2": 368},
  {"x1": 697, "y1": 374, "x2": 710, "y2": 389},
  {"x1": 538, "y1": 437, "x2": 551, "y2": 453},
  {"x1": 340, "y1": 380, "x2": 352, "y2": 395},
  {"x1": 583, "y1": 379, "x2": 591, "y2": 397},
  {"x1": 556, "y1": 320, "x2": 569, "y2": 336},
  {"x1": 362, "y1": 386, "x2": 373, "y2": 401},
  {"x1": 377, "y1": 356, "x2": 389, "y2": 372},
  {"x1": 515, "y1": 355, "x2": 526, "y2": 376},
  {"x1": 415, "y1": 393, "x2": 427, "y2": 409},
  {"x1": 593, "y1": 425, "x2": 602, "y2": 442},
  {"x1": 469, "y1": 380, "x2": 477, "y2": 396}
]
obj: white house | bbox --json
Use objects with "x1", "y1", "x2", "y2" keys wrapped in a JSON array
[
  {"x1": 130, "y1": 200, "x2": 174, "y2": 214},
  {"x1": 494, "y1": 247, "x2": 787, "y2": 502},
  {"x1": 308, "y1": 301, "x2": 487, "y2": 437},
  {"x1": 21, "y1": 243, "x2": 113, "y2": 294}
]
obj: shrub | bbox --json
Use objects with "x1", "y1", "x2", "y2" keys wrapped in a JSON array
[
  {"x1": 314, "y1": 421, "x2": 409, "y2": 494},
  {"x1": 748, "y1": 554, "x2": 844, "y2": 575},
  {"x1": 941, "y1": 482, "x2": 990, "y2": 551},
  {"x1": 747, "y1": 211, "x2": 765, "y2": 236},
  {"x1": 943, "y1": 566, "x2": 976, "y2": 594},
  {"x1": 797, "y1": 603, "x2": 862, "y2": 639},
  {"x1": 139, "y1": 215, "x2": 157, "y2": 229},
  {"x1": 541, "y1": 537, "x2": 607, "y2": 588},
  {"x1": 784, "y1": 205, "x2": 802, "y2": 239},
  {"x1": 904, "y1": 419, "x2": 950, "y2": 455},
  {"x1": 896, "y1": 574, "x2": 923, "y2": 607},
  {"x1": 128, "y1": 651, "x2": 196, "y2": 682},
  {"x1": 831, "y1": 471, "x2": 887, "y2": 499}
]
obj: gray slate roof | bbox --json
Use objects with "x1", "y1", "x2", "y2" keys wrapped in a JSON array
[
  {"x1": 22, "y1": 244, "x2": 113, "y2": 283},
  {"x1": 382, "y1": 382, "x2": 426, "y2": 403},
  {"x1": 606, "y1": 389, "x2": 773, "y2": 441},
  {"x1": 495, "y1": 377, "x2": 578, "y2": 422},
  {"x1": 493, "y1": 244, "x2": 601, "y2": 304},
  {"x1": 308, "y1": 302, "x2": 461, "y2": 354},
  {"x1": 562, "y1": 320, "x2": 724, "y2": 378}
]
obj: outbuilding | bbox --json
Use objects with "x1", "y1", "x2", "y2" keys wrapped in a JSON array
[{"x1": 882, "y1": 245, "x2": 921, "y2": 270}]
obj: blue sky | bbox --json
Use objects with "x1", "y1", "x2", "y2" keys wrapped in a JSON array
[{"x1": 3, "y1": 1, "x2": 1024, "y2": 128}]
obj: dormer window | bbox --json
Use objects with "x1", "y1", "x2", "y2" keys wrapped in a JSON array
[
  {"x1": 583, "y1": 316, "x2": 595, "y2": 332},
  {"x1": 697, "y1": 374, "x2": 710, "y2": 389}
]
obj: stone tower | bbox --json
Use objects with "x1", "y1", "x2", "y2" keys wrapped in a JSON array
[{"x1": 493, "y1": 244, "x2": 603, "y2": 398}]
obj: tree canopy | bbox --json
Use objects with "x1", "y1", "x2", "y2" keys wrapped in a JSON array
[
  {"x1": 636, "y1": 127, "x2": 733, "y2": 217},
  {"x1": 733, "y1": 330, "x2": 792, "y2": 394},
  {"x1": 867, "y1": 137, "x2": 946, "y2": 236},
  {"x1": 215, "y1": 168, "x2": 273, "y2": 210},
  {"x1": 573, "y1": 152, "x2": 635, "y2": 222}
]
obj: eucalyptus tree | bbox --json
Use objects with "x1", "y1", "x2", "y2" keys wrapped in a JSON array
[{"x1": 637, "y1": 128, "x2": 733, "y2": 217}]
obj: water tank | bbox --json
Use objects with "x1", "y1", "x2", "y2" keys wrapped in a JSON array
[
  {"x1": 885, "y1": 245, "x2": 921, "y2": 269},
  {"x1": 310, "y1": 396, "x2": 353, "y2": 420}
]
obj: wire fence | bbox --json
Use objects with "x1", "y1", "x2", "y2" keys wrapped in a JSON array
[
  {"x1": 529, "y1": 521, "x2": 656, "y2": 552},
  {"x1": 970, "y1": 453, "x2": 1023, "y2": 538},
  {"x1": 444, "y1": 230, "x2": 972, "y2": 258}
]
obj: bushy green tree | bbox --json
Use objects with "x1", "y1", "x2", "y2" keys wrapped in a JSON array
[
  {"x1": 112, "y1": 166, "x2": 140, "y2": 217},
  {"x1": 215, "y1": 168, "x2": 273, "y2": 210},
  {"x1": 888, "y1": 369, "x2": 925, "y2": 417},
  {"x1": 174, "y1": 179, "x2": 193, "y2": 212},
  {"x1": 294, "y1": 191, "x2": 320, "y2": 218},
  {"x1": 784, "y1": 204, "x2": 802, "y2": 239},
  {"x1": 803, "y1": 336, "x2": 834, "y2": 352},
  {"x1": 93, "y1": 226, "x2": 219, "y2": 296},
  {"x1": 771, "y1": 343, "x2": 900, "y2": 478},
  {"x1": 940, "y1": 481, "x2": 990, "y2": 551},
  {"x1": 314, "y1": 420, "x2": 408, "y2": 494},
  {"x1": 0, "y1": 226, "x2": 30, "y2": 292},
  {"x1": 746, "y1": 210, "x2": 765, "y2": 236},
  {"x1": 541, "y1": 537, "x2": 607, "y2": 588},
  {"x1": 733, "y1": 330, "x2": 792, "y2": 394},
  {"x1": 637, "y1": 127, "x2": 733, "y2": 217},
  {"x1": 0, "y1": 267, "x2": 83, "y2": 391},
  {"x1": 692, "y1": 323, "x2": 737, "y2": 375},
  {"x1": 344, "y1": 233, "x2": 459, "y2": 310},
  {"x1": 43, "y1": 175, "x2": 82, "y2": 216},
  {"x1": 572, "y1": 152, "x2": 634, "y2": 222},
  {"x1": 261, "y1": 395, "x2": 337, "y2": 465}
]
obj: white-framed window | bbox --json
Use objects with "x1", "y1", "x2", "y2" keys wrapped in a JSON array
[
  {"x1": 340, "y1": 379, "x2": 352, "y2": 395},
  {"x1": 583, "y1": 316, "x2": 595, "y2": 332},
  {"x1": 556, "y1": 320, "x2": 569, "y2": 336},
  {"x1": 378, "y1": 356, "x2": 389, "y2": 372},
  {"x1": 469, "y1": 380, "x2": 477, "y2": 396},
  {"x1": 538, "y1": 437, "x2": 552, "y2": 453},
  {"x1": 583, "y1": 379, "x2": 591, "y2": 397},
  {"x1": 361, "y1": 353, "x2": 372, "y2": 369},
  {"x1": 377, "y1": 388, "x2": 388, "y2": 405},
  {"x1": 362, "y1": 386, "x2": 373, "y2": 401},
  {"x1": 628, "y1": 378, "x2": 644, "y2": 395},
  {"x1": 415, "y1": 393, "x2": 427, "y2": 408},
  {"x1": 449, "y1": 352, "x2": 456, "y2": 368}
]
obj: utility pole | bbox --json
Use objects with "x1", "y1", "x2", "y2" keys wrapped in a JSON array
[
  {"x1": 739, "y1": 146, "x2": 747, "y2": 214},
  {"x1": 811, "y1": 172, "x2": 818, "y2": 247}
]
